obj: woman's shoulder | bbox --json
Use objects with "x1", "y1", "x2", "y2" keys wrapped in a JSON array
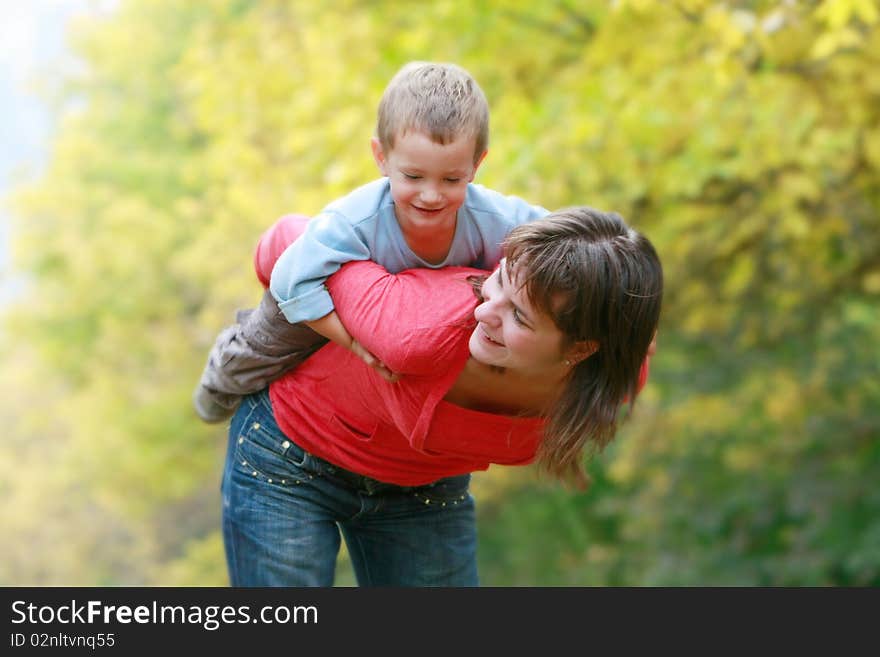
[{"x1": 328, "y1": 263, "x2": 481, "y2": 325}]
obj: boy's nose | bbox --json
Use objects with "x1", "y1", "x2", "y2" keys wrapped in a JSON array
[{"x1": 419, "y1": 186, "x2": 442, "y2": 205}]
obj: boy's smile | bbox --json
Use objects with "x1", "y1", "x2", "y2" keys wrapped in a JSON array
[{"x1": 372, "y1": 131, "x2": 486, "y2": 248}]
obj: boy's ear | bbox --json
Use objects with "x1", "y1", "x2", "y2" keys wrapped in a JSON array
[
  {"x1": 371, "y1": 138, "x2": 388, "y2": 176},
  {"x1": 469, "y1": 149, "x2": 488, "y2": 181}
]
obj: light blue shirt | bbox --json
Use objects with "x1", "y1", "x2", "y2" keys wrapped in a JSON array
[{"x1": 270, "y1": 177, "x2": 549, "y2": 323}]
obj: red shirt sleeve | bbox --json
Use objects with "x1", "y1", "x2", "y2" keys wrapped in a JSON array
[
  {"x1": 636, "y1": 355, "x2": 650, "y2": 394},
  {"x1": 621, "y1": 356, "x2": 651, "y2": 404},
  {"x1": 253, "y1": 214, "x2": 311, "y2": 288}
]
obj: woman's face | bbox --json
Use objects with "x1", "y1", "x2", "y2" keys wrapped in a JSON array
[{"x1": 468, "y1": 260, "x2": 568, "y2": 374}]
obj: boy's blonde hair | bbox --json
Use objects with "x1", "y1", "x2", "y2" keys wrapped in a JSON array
[{"x1": 376, "y1": 61, "x2": 489, "y2": 164}]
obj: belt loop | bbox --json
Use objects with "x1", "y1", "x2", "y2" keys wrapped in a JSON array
[
  {"x1": 259, "y1": 387, "x2": 272, "y2": 411},
  {"x1": 301, "y1": 450, "x2": 316, "y2": 473},
  {"x1": 364, "y1": 477, "x2": 383, "y2": 495}
]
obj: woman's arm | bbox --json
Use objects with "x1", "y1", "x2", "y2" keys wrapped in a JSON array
[{"x1": 326, "y1": 262, "x2": 483, "y2": 376}]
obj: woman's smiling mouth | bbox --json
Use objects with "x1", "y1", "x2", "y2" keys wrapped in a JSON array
[{"x1": 480, "y1": 325, "x2": 504, "y2": 346}]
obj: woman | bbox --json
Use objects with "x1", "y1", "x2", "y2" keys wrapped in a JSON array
[{"x1": 221, "y1": 206, "x2": 663, "y2": 586}]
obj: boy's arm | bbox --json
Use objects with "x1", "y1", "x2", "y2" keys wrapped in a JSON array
[
  {"x1": 269, "y1": 211, "x2": 371, "y2": 325},
  {"x1": 269, "y1": 211, "x2": 398, "y2": 379}
]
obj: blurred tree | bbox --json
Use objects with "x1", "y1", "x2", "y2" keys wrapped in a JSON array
[
  {"x1": 480, "y1": 0, "x2": 880, "y2": 585},
  {"x1": 2, "y1": 0, "x2": 877, "y2": 585}
]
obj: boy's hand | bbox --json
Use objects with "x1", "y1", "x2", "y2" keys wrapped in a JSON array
[{"x1": 350, "y1": 339, "x2": 399, "y2": 383}]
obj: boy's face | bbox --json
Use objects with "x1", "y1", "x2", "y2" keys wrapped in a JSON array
[{"x1": 372, "y1": 131, "x2": 487, "y2": 238}]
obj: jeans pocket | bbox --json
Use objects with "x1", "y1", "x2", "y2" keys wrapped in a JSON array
[
  {"x1": 233, "y1": 416, "x2": 311, "y2": 487},
  {"x1": 409, "y1": 473, "x2": 472, "y2": 506}
]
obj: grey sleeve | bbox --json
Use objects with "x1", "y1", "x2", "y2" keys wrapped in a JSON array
[{"x1": 192, "y1": 290, "x2": 329, "y2": 423}]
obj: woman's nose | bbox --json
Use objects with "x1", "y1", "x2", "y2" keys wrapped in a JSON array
[{"x1": 474, "y1": 299, "x2": 500, "y2": 326}]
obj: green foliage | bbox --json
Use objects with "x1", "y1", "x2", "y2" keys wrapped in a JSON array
[{"x1": 2, "y1": 0, "x2": 878, "y2": 585}]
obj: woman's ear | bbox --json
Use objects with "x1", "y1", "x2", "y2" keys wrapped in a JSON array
[{"x1": 566, "y1": 340, "x2": 599, "y2": 365}]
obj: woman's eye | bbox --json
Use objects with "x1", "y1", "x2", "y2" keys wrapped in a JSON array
[{"x1": 512, "y1": 308, "x2": 526, "y2": 326}]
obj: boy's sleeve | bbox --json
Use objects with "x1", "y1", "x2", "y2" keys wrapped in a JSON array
[
  {"x1": 508, "y1": 196, "x2": 550, "y2": 225},
  {"x1": 468, "y1": 186, "x2": 550, "y2": 270},
  {"x1": 254, "y1": 214, "x2": 311, "y2": 288},
  {"x1": 269, "y1": 211, "x2": 372, "y2": 324}
]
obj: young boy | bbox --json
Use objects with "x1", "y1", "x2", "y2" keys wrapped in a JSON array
[{"x1": 194, "y1": 61, "x2": 548, "y2": 422}]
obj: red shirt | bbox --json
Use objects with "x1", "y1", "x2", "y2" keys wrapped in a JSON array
[{"x1": 268, "y1": 262, "x2": 544, "y2": 486}]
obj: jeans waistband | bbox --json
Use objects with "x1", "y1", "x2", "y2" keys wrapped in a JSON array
[{"x1": 304, "y1": 453, "x2": 406, "y2": 495}]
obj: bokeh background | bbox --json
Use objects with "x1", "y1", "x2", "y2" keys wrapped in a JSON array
[{"x1": 1, "y1": 0, "x2": 878, "y2": 586}]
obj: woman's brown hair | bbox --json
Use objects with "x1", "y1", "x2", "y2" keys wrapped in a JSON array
[{"x1": 503, "y1": 207, "x2": 663, "y2": 488}]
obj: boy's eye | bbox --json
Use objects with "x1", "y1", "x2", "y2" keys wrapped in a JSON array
[
  {"x1": 403, "y1": 173, "x2": 421, "y2": 180},
  {"x1": 445, "y1": 178, "x2": 461, "y2": 183}
]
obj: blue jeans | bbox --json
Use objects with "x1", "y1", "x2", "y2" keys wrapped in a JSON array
[{"x1": 221, "y1": 389, "x2": 478, "y2": 586}]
